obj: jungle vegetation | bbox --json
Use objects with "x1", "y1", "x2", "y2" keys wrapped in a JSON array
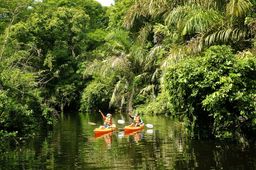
[{"x1": 0, "y1": 0, "x2": 255, "y2": 147}]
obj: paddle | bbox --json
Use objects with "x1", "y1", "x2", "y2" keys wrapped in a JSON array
[
  {"x1": 117, "y1": 119, "x2": 125, "y2": 124},
  {"x1": 88, "y1": 122, "x2": 97, "y2": 125},
  {"x1": 117, "y1": 112, "x2": 126, "y2": 124},
  {"x1": 145, "y1": 124, "x2": 154, "y2": 128},
  {"x1": 146, "y1": 129, "x2": 154, "y2": 134}
]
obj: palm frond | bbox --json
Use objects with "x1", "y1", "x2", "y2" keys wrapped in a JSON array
[
  {"x1": 226, "y1": 0, "x2": 253, "y2": 17},
  {"x1": 148, "y1": 0, "x2": 170, "y2": 17},
  {"x1": 245, "y1": 16, "x2": 256, "y2": 34},
  {"x1": 139, "y1": 84, "x2": 155, "y2": 96},
  {"x1": 109, "y1": 79, "x2": 128, "y2": 108},
  {"x1": 129, "y1": 45, "x2": 148, "y2": 69},
  {"x1": 165, "y1": 5, "x2": 191, "y2": 30},
  {"x1": 134, "y1": 73, "x2": 149, "y2": 85},
  {"x1": 165, "y1": 5, "x2": 223, "y2": 36},
  {"x1": 151, "y1": 68, "x2": 161, "y2": 82},
  {"x1": 105, "y1": 29, "x2": 133, "y2": 54},
  {"x1": 204, "y1": 28, "x2": 247, "y2": 45},
  {"x1": 83, "y1": 59, "x2": 101, "y2": 77},
  {"x1": 182, "y1": 8, "x2": 222, "y2": 35},
  {"x1": 137, "y1": 24, "x2": 152, "y2": 45},
  {"x1": 123, "y1": 3, "x2": 140, "y2": 29},
  {"x1": 162, "y1": 45, "x2": 187, "y2": 68},
  {"x1": 143, "y1": 45, "x2": 166, "y2": 71},
  {"x1": 153, "y1": 23, "x2": 170, "y2": 36},
  {"x1": 120, "y1": 95, "x2": 126, "y2": 108},
  {"x1": 187, "y1": 0, "x2": 230, "y2": 10},
  {"x1": 186, "y1": 36, "x2": 204, "y2": 54},
  {"x1": 123, "y1": 0, "x2": 170, "y2": 29},
  {"x1": 110, "y1": 55, "x2": 130, "y2": 70}
]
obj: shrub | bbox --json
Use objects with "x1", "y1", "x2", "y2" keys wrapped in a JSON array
[{"x1": 164, "y1": 45, "x2": 256, "y2": 140}]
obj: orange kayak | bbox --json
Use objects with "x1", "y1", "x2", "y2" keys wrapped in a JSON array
[
  {"x1": 124, "y1": 124, "x2": 144, "y2": 133},
  {"x1": 94, "y1": 124, "x2": 116, "y2": 135},
  {"x1": 94, "y1": 131, "x2": 113, "y2": 138}
]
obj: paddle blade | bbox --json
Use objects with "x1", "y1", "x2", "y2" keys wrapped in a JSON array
[
  {"x1": 146, "y1": 124, "x2": 153, "y2": 128},
  {"x1": 118, "y1": 131, "x2": 124, "y2": 138},
  {"x1": 146, "y1": 129, "x2": 154, "y2": 134},
  {"x1": 88, "y1": 122, "x2": 97, "y2": 125},
  {"x1": 117, "y1": 120, "x2": 125, "y2": 124}
]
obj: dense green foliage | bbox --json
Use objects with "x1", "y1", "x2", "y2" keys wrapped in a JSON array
[
  {"x1": 0, "y1": 0, "x2": 107, "y2": 144},
  {"x1": 1, "y1": 0, "x2": 256, "y2": 145},
  {"x1": 164, "y1": 45, "x2": 256, "y2": 139}
]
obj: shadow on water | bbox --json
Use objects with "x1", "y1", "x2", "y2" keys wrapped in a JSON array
[{"x1": 1, "y1": 112, "x2": 256, "y2": 169}]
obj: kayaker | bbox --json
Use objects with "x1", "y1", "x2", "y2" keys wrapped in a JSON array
[
  {"x1": 99, "y1": 110, "x2": 113, "y2": 128},
  {"x1": 128, "y1": 112, "x2": 143, "y2": 127}
]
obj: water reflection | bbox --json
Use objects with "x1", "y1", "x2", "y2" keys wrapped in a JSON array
[
  {"x1": 94, "y1": 132, "x2": 113, "y2": 149},
  {"x1": 0, "y1": 113, "x2": 256, "y2": 170},
  {"x1": 125, "y1": 131, "x2": 144, "y2": 143}
]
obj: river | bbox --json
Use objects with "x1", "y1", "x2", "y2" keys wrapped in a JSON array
[{"x1": 1, "y1": 113, "x2": 256, "y2": 169}]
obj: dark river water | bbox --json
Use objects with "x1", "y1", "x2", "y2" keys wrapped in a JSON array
[{"x1": 1, "y1": 113, "x2": 256, "y2": 170}]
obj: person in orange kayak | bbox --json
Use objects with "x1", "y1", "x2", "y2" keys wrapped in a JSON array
[
  {"x1": 99, "y1": 110, "x2": 113, "y2": 128},
  {"x1": 128, "y1": 112, "x2": 143, "y2": 127}
]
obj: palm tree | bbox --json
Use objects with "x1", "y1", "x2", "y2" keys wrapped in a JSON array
[
  {"x1": 204, "y1": 0, "x2": 253, "y2": 48},
  {"x1": 123, "y1": 0, "x2": 255, "y2": 54},
  {"x1": 82, "y1": 29, "x2": 133, "y2": 111},
  {"x1": 82, "y1": 0, "x2": 256, "y2": 113},
  {"x1": 82, "y1": 28, "x2": 163, "y2": 112}
]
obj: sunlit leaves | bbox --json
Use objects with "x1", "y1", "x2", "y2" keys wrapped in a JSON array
[
  {"x1": 0, "y1": 0, "x2": 108, "y2": 139},
  {"x1": 204, "y1": 28, "x2": 248, "y2": 46},
  {"x1": 1, "y1": 68, "x2": 37, "y2": 89},
  {"x1": 163, "y1": 45, "x2": 256, "y2": 139},
  {"x1": 80, "y1": 81, "x2": 110, "y2": 112},
  {"x1": 165, "y1": 5, "x2": 223, "y2": 36},
  {"x1": 105, "y1": 29, "x2": 132, "y2": 54},
  {"x1": 0, "y1": 0, "x2": 32, "y2": 33},
  {"x1": 107, "y1": 0, "x2": 135, "y2": 28},
  {"x1": 226, "y1": 0, "x2": 253, "y2": 17},
  {"x1": 123, "y1": 0, "x2": 169, "y2": 29}
]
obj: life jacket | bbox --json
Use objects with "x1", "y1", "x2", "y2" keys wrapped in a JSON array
[
  {"x1": 134, "y1": 116, "x2": 140, "y2": 124},
  {"x1": 105, "y1": 117, "x2": 112, "y2": 125}
]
